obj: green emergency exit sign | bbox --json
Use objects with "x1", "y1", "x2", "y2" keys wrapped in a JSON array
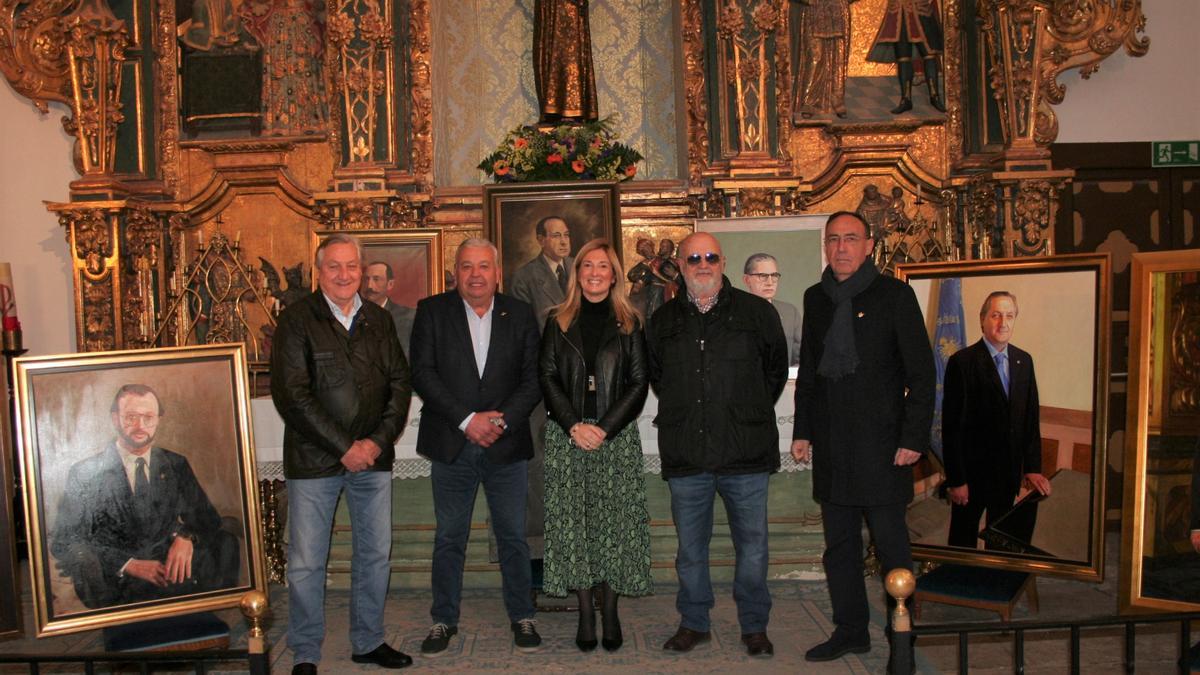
[{"x1": 1152, "y1": 141, "x2": 1200, "y2": 167}]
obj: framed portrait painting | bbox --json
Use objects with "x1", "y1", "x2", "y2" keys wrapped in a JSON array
[
  {"x1": 13, "y1": 344, "x2": 267, "y2": 637},
  {"x1": 314, "y1": 228, "x2": 445, "y2": 309},
  {"x1": 895, "y1": 253, "x2": 1111, "y2": 581},
  {"x1": 482, "y1": 180, "x2": 621, "y2": 293},
  {"x1": 1121, "y1": 250, "x2": 1200, "y2": 612}
]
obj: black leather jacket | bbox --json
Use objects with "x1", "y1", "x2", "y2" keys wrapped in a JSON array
[
  {"x1": 538, "y1": 310, "x2": 649, "y2": 438},
  {"x1": 647, "y1": 279, "x2": 789, "y2": 478},
  {"x1": 270, "y1": 292, "x2": 412, "y2": 479}
]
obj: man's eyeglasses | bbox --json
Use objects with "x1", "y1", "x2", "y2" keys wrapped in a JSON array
[
  {"x1": 824, "y1": 234, "x2": 865, "y2": 246},
  {"x1": 120, "y1": 413, "x2": 159, "y2": 426},
  {"x1": 747, "y1": 272, "x2": 781, "y2": 281},
  {"x1": 684, "y1": 252, "x2": 722, "y2": 266}
]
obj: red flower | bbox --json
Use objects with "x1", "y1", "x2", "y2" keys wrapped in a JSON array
[
  {"x1": 572, "y1": 159, "x2": 585, "y2": 173},
  {"x1": 590, "y1": 136, "x2": 603, "y2": 149},
  {"x1": 546, "y1": 153, "x2": 564, "y2": 165},
  {"x1": 624, "y1": 164, "x2": 638, "y2": 177},
  {"x1": 514, "y1": 138, "x2": 528, "y2": 150},
  {"x1": 493, "y1": 159, "x2": 510, "y2": 176}
]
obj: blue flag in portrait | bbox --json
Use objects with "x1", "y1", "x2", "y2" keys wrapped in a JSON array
[{"x1": 930, "y1": 277, "x2": 966, "y2": 461}]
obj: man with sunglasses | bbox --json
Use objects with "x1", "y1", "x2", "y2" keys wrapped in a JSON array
[
  {"x1": 646, "y1": 232, "x2": 789, "y2": 658},
  {"x1": 743, "y1": 253, "x2": 803, "y2": 367},
  {"x1": 792, "y1": 211, "x2": 934, "y2": 666}
]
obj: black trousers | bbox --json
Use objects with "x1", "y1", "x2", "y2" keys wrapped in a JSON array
[
  {"x1": 820, "y1": 501, "x2": 913, "y2": 635},
  {"x1": 948, "y1": 484, "x2": 1037, "y2": 549}
]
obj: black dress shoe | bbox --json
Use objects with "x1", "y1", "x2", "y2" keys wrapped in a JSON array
[
  {"x1": 806, "y1": 631, "x2": 870, "y2": 662},
  {"x1": 662, "y1": 626, "x2": 711, "y2": 652},
  {"x1": 292, "y1": 664, "x2": 316, "y2": 675},
  {"x1": 742, "y1": 632, "x2": 774, "y2": 658},
  {"x1": 351, "y1": 642, "x2": 413, "y2": 669}
]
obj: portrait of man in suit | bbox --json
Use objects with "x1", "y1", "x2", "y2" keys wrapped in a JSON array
[
  {"x1": 49, "y1": 384, "x2": 240, "y2": 610},
  {"x1": 509, "y1": 215, "x2": 575, "y2": 329},
  {"x1": 743, "y1": 252, "x2": 803, "y2": 367},
  {"x1": 362, "y1": 260, "x2": 416, "y2": 356},
  {"x1": 942, "y1": 291, "x2": 1052, "y2": 549}
]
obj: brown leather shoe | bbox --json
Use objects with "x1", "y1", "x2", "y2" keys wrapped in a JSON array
[
  {"x1": 742, "y1": 632, "x2": 774, "y2": 657},
  {"x1": 662, "y1": 626, "x2": 711, "y2": 652}
]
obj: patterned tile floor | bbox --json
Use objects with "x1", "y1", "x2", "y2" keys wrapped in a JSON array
[{"x1": 2, "y1": 536, "x2": 1186, "y2": 673}]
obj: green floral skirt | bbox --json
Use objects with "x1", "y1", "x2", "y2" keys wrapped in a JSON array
[{"x1": 542, "y1": 418, "x2": 653, "y2": 597}]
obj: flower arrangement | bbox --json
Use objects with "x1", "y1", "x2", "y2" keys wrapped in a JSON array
[{"x1": 478, "y1": 118, "x2": 643, "y2": 183}]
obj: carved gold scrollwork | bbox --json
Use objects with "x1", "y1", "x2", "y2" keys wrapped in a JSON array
[
  {"x1": 122, "y1": 207, "x2": 162, "y2": 348},
  {"x1": 1006, "y1": 177, "x2": 1060, "y2": 257},
  {"x1": 408, "y1": 0, "x2": 433, "y2": 189},
  {"x1": 59, "y1": 206, "x2": 118, "y2": 351},
  {"x1": 714, "y1": 0, "x2": 781, "y2": 156},
  {"x1": 681, "y1": 0, "x2": 709, "y2": 185},
  {"x1": 0, "y1": 0, "x2": 75, "y2": 111},
  {"x1": 154, "y1": 0, "x2": 180, "y2": 196},
  {"x1": 60, "y1": 0, "x2": 127, "y2": 175},
  {"x1": 329, "y1": 0, "x2": 393, "y2": 167},
  {"x1": 978, "y1": 0, "x2": 1147, "y2": 165}
]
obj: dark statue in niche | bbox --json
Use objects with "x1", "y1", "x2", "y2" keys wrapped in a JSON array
[
  {"x1": 866, "y1": 0, "x2": 947, "y2": 114},
  {"x1": 238, "y1": 0, "x2": 329, "y2": 135},
  {"x1": 177, "y1": 0, "x2": 329, "y2": 137},
  {"x1": 789, "y1": 0, "x2": 852, "y2": 119},
  {"x1": 177, "y1": 0, "x2": 263, "y2": 136},
  {"x1": 533, "y1": 0, "x2": 598, "y2": 123}
]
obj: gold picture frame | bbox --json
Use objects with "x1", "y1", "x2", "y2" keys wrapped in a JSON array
[
  {"x1": 1120, "y1": 249, "x2": 1200, "y2": 613},
  {"x1": 896, "y1": 253, "x2": 1111, "y2": 581},
  {"x1": 14, "y1": 344, "x2": 267, "y2": 637},
  {"x1": 481, "y1": 180, "x2": 622, "y2": 293},
  {"x1": 312, "y1": 229, "x2": 445, "y2": 308}
]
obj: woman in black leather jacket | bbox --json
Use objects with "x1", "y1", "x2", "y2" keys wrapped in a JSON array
[{"x1": 538, "y1": 238, "x2": 651, "y2": 653}]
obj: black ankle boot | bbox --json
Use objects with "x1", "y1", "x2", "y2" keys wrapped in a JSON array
[
  {"x1": 891, "y1": 80, "x2": 913, "y2": 114},
  {"x1": 600, "y1": 582, "x2": 622, "y2": 651},
  {"x1": 576, "y1": 588, "x2": 597, "y2": 651}
]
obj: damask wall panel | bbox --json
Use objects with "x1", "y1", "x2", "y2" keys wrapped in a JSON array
[
  {"x1": 432, "y1": 1, "x2": 537, "y2": 187},
  {"x1": 433, "y1": 1, "x2": 679, "y2": 187},
  {"x1": 590, "y1": 0, "x2": 679, "y2": 180}
]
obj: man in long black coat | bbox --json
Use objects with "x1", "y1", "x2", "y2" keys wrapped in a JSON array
[
  {"x1": 792, "y1": 211, "x2": 935, "y2": 663},
  {"x1": 943, "y1": 291, "x2": 1050, "y2": 548}
]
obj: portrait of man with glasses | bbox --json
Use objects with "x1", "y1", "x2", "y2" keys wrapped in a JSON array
[
  {"x1": 49, "y1": 384, "x2": 240, "y2": 610},
  {"x1": 743, "y1": 252, "x2": 803, "y2": 367}
]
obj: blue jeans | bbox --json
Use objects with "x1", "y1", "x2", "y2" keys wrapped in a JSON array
[
  {"x1": 287, "y1": 470, "x2": 392, "y2": 664},
  {"x1": 430, "y1": 444, "x2": 533, "y2": 625},
  {"x1": 668, "y1": 471, "x2": 771, "y2": 634}
]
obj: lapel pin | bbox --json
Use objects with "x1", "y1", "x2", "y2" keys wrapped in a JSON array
[{"x1": 857, "y1": 311, "x2": 865, "y2": 318}]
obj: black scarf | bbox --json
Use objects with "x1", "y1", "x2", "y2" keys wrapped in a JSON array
[{"x1": 818, "y1": 261, "x2": 879, "y2": 379}]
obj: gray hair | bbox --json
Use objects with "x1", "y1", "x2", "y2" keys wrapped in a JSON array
[
  {"x1": 456, "y1": 238, "x2": 499, "y2": 264},
  {"x1": 315, "y1": 232, "x2": 364, "y2": 267},
  {"x1": 743, "y1": 252, "x2": 777, "y2": 275},
  {"x1": 979, "y1": 291, "x2": 1019, "y2": 318}
]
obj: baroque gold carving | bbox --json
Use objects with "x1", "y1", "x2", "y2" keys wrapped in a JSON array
[
  {"x1": 60, "y1": 0, "x2": 127, "y2": 175},
  {"x1": 60, "y1": 206, "x2": 118, "y2": 351},
  {"x1": 681, "y1": 0, "x2": 709, "y2": 185},
  {"x1": 0, "y1": 0, "x2": 75, "y2": 111},
  {"x1": 154, "y1": 0, "x2": 179, "y2": 196},
  {"x1": 328, "y1": 0, "x2": 393, "y2": 166},
  {"x1": 1007, "y1": 177, "x2": 1060, "y2": 257},
  {"x1": 408, "y1": 0, "x2": 432, "y2": 189},
  {"x1": 122, "y1": 207, "x2": 161, "y2": 347},
  {"x1": 978, "y1": 0, "x2": 1148, "y2": 164}
]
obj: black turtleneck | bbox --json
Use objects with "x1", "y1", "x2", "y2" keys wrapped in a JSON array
[{"x1": 580, "y1": 295, "x2": 610, "y2": 418}]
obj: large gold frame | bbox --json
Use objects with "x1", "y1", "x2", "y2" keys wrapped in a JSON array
[
  {"x1": 1120, "y1": 250, "x2": 1200, "y2": 613},
  {"x1": 0, "y1": 360, "x2": 20, "y2": 637},
  {"x1": 13, "y1": 343, "x2": 268, "y2": 637},
  {"x1": 896, "y1": 253, "x2": 1111, "y2": 581}
]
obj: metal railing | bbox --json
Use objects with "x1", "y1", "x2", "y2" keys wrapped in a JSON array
[{"x1": 911, "y1": 612, "x2": 1200, "y2": 675}]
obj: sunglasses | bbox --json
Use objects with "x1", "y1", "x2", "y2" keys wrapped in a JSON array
[{"x1": 684, "y1": 252, "x2": 722, "y2": 266}]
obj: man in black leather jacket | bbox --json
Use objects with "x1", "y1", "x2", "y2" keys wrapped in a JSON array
[
  {"x1": 270, "y1": 233, "x2": 413, "y2": 673},
  {"x1": 646, "y1": 232, "x2": 789, "y2": 658}
]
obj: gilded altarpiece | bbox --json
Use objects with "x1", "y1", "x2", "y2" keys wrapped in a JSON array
[{"x1": 0, "y1": 0, "x2": 1149, "y2": 364}]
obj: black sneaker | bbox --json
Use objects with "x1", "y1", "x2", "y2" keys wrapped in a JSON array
[
  {"x1": 511, "y1": 618, "x2": 542, "y2": 652},
  {"x1": 420, "y1": 623, "x2": 457, "y2": 657}
]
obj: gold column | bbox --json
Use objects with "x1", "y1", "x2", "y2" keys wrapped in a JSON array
[{"x1": 61, "y1": 0, "x2": 129, "y2": 194}]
